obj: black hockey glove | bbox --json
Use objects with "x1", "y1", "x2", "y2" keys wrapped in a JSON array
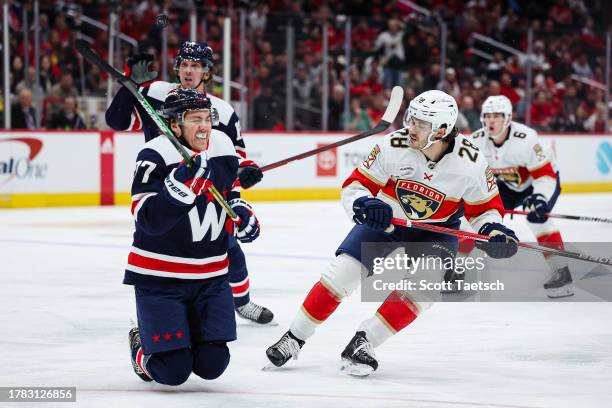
[
  {"x1": 238, "y1": 160, "x2": 264, "y2": 189},
  {"x1": 475, "y1": 222, "x2": 519, "y2": 259},
  {"x1": 352, "y1": 197, "x2": 393, "y2": 231},
  {"x1": 522, "y1": 193, "x2": 549, "y2": 224},
  {"x1": 127, "y1": 53, "x2": 157, "y2": 85}
]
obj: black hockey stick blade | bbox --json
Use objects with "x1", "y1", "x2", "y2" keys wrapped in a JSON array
[
  {"x1": 260, "y1": 86, "x2": 404, "y2": 172},
  {"x1": 75, "y1": 39, "x2": 129, "y2": 84}
]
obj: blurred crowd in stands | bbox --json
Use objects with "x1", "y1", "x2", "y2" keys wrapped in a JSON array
[{"x1": 1, "y1": 0, "x2": 611, "y2": 133}]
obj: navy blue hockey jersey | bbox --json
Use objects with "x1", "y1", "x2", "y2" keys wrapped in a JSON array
[
  {"x1": 124, "y1": 130, "x2": 240, "y2": 285},
  {"x1": 105, "y1": 81, "x2": 247, "y2": 159}
]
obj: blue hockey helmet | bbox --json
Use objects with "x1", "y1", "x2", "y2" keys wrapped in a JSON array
[
  {"x1": 173, "y1": 41, "x2": 214, "y2": 72},
  {"x1": 161, "y1": 88, "x2": 219, "y2": 126}
]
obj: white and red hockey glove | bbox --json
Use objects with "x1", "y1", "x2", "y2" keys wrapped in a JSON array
[{"x1": 163, "y1": 154, "x2": 212, "y2": 206}]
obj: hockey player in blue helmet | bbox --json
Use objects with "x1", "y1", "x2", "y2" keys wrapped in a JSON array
[
  {"x1": 106, "y1": 41, "x2": 273, "y2": 325},
  {"x1": 127, "y1": 87, "x2": 261, "y2": 385}
]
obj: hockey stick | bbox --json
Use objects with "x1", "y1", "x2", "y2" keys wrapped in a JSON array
[
  {"x1": 75, "y1": 40, "x2": 239, "y2": 221},
  {"x1": 260, "y1": 86, "x2": 404, "y2": 172},
  {"x1": 391, "y1": 218, "x2": 612, "y2": 267},
  {"x1": 505, "y1": 209, "x2": 612, "y2": 224}
]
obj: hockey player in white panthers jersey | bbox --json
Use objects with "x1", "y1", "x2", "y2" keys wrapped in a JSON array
[
  {"x1": 265, "y1": 90, "x2": 519, "y2": 376},
  {"x1": 106, "y1": 41, "x2": 273, "y2": 323},
  {"x1": 464, "y1": 95, "x2": 573, "y2": 298}
]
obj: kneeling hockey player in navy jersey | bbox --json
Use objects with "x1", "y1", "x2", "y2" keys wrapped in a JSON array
[
  {"x1": 106, "y1": 41, "x2": 273, "y2": 324},
  {"x1": 125, "y1": 89, "x2": 261, "y2": 385}
]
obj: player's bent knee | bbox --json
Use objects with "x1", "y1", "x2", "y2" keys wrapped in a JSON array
[
  {"x1": 192, "y1": 342, "x2": 230, "y2": 380},
  {"x1": 320, "y1": 253, "x2": 365, "y2": 298},
  {"x1": 148, "y1": 348, "x2": 193, "y2": 386}
]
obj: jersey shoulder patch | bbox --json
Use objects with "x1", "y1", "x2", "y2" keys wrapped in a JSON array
[
  {"x1": 208, "y1": 129, "x2": 239, "y2": 159},
  {"x1": 508, "y1": 121, "x2": 538, "y2": 143},
  {"x1": 208, "y1": 94, "x2": 236, "y2": 125},
  {"x1": 453, "y1": 135, "x2": 487, "y2": 170},
  {"x1": 145, "y1": 81, "x2": 178, "y2": 102},
  {"x1": 142, "y1": 136, "x2": 184, "y2": 165}
]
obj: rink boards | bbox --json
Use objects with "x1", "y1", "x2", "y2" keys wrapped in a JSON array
[{"x1": 1, "y1": 130, "x2": 611, "y2": 207}]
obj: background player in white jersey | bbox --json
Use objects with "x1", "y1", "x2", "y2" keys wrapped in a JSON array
[
  {"x1": 265, "y1": 90, "x2": 518, "y2": 376},
  {"x1": 464, "y1": 95, "x2": 573, "y2": 298},
  {"x1": 105, "y1": 41, "x2": 273, "y2": 323}
]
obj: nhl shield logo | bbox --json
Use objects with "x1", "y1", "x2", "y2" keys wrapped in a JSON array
[{"x1": 395, "y1": 180, "x2": 445, "y2": 220}]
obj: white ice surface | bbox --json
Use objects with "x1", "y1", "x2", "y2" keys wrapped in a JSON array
[{"x1": 1, "y1": 194, "x2": 611, "y2": 408}]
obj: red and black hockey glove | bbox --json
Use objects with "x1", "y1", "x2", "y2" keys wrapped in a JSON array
[{"x1": 237, "y1": 160, "x2": 263, "y2": 189}]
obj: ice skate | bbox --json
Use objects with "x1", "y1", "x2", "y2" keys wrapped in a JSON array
[
  {"x1": 236, "y1": 301, "x2": 276, "y2": 325},
  {"x1": 340, "y1": 331, "x2": 378, "y2": 377},
  {"x1": 441, "y1": 269, "x2": 464, "y2": 293},
  {"x1": 129, "y1": 327, "x2": 152, "y2": 382},
  {"x1": 544, "y1": 266, "x2": 574, "y2": 298},
  {"x1": 264, "y1": 331, "x2": 305, "y2": 369}
]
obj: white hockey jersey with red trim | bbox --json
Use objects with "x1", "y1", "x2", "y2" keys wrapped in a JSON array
[
  {"x1": 342, "y1": 133, "x2": 505, "y2": 232},
  {"x1": 469, "y1": 121, "x2": 558, "y2": 201}
]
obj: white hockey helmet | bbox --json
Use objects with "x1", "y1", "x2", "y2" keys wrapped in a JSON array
[
  {"x1": 403, "y1": 90, "x2": 458, "y2": 150},
  {"x1": 480, "y1": 95, "x2": 512, "y2": 133}
]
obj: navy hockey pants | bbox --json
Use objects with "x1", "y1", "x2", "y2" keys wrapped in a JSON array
[{"x1": 135, "y1": 275, "x2": 236, "y2": 385}]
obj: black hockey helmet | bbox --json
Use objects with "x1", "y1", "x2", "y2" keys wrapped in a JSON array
[
  {"x1": 173, "y1": 41, "x2": 214, "y2": 72},
  {"x1": 161, "y1": 88, "x2": 219, "y2": 126}
]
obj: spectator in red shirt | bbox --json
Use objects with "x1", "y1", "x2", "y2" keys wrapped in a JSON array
[
  {"x1": 549, "y1": 0, "x2": 573, "y2": 27},
  {"x1": 499, "y1": 73, "x2": 520, "y2": 105},
  {"x1": 530, "y1": 91, "x2": 555, "y2": 131},
  {"x1": 367, "y1": 93, "x2": 386, "y2": 124}
]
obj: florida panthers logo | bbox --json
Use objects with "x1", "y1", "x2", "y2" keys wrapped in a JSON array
[
  {"x1": 395, "y1": 180, "x2": 445, "y2": 220},
  {"x1": 492, "y1": 167, "x2": 530, "y2": 187}
]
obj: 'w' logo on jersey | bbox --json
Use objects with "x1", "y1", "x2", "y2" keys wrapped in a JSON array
[
  {"x1": 395, "y1": 180, "x2": 445, "y2": 220},
  {"x1": 188, "y1": 201, "x2": 226, "y2": 242}
]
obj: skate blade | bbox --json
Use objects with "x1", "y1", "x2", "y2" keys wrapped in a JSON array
[
  {"x1": 546, "y1": 284, "x2": 575, "y2": 299},
  {"x1": 262, "y1": 362, "x2": 279, "y2": 371},
  {"x1": 262, "y1": 358, "x2": 289, "y2": 371},
  {"x1": 440, "y1": 284, "x2": 462, "y2": 294},
  {"x1": 237, "y1": 317, "x2": 279, "y2": 326},
  {"x1": 340, "y1": 358, "x2": 374, "y2": 377}
]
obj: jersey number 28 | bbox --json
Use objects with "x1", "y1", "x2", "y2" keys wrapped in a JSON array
[{"x1": 458, "y1": 138, "x2": 479, "y2": 162}]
